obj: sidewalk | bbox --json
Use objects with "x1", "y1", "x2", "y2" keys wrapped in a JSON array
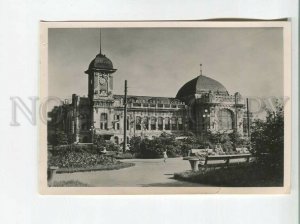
[{"x1": 53, "y1": 157, "x2": 203, "y2": 187}]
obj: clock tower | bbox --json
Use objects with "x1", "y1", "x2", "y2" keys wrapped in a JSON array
[{"x1": 85, "y1": 50, "x2": 117, "y2": 140}]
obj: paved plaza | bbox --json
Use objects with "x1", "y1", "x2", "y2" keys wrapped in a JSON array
[{"x1": 53, "y1": 157, "x2": 203, "y2": 187}]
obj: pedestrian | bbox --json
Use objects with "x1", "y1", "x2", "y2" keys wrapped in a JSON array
[{"x1": 163, "y1": 150, "x2": 168, "y2": 163}]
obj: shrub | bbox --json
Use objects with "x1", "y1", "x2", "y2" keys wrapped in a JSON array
[
  {"x1": 207, "y1": 131, "x2": 250, "y2": 152},
  {"x1": 105, "y1": 141, "x2": 121, "y2": 152},
  {"x1": 115, "y1": 152, "x2": 135, "y2": 159},
  {"x1": 93, "y1": 135, "x2": 121, "y2": 153},
  {"x1": 178, "y1": 135, "x2": 207, "y2": 156},
  {"x1": 129, "y1": 133, "x2": 222, "y2": 159},
  {"x1": 129, "y1": 133, "x2": 182, "y2": 159},
  {"x1": 222, "y1": 140, "x2": 234, "y2": 153},
  {"x1": 129, "y1": 136, "x2": 142, "y2": 154}
]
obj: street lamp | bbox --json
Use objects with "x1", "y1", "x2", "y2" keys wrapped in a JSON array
[
  {"x1": 89, "y1": 124, "x2": 96, "y2": 144},
  {"x1": 202, "y1": 109, "x2": 210, "y2": 146},
  {"x1": 202, "y1": 109, "x2": 210, "y2": 131}
]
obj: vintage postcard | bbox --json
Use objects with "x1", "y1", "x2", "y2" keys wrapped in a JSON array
[{"x1": 39, "y1": 21, "x2": 291, "y2": 194}]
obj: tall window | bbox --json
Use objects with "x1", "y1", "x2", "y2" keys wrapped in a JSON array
[
  {"x1": 114, "y1": 136, "x2": 119, "y2": 144},
  {"x1": 136, "y1": 116, "x2": 141, "y2": 130},
  {"x1": 178, "y1": 117, "x2": 183, "y2": 130},
  {"x1": 143, "y1": 117, "x2": 149, "y2": 130},
  {"x1": 165, "y1": 117, "x2": 170, "y2": 130},
  {"x1": 158, "y1": 117, "x2": 163, "y2": 130},
  {"x1": 150, "y1": 117, "x2": 156, "y2": 130},
  {"x1": 127, "y1": 117, "x2": 130, "y2": 131},
  {"x1": 217, "y1": 109, "x2": 233, "y2": 130},
  {"x1": 171, "y1": 117, "x2": 177, "y2": 130},
  {"x1": 100, "y1": 113, "x2": 108, "y2": 130}
]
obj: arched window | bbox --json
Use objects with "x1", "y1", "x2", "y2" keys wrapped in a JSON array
[
  {"x1": 150, "y1": 117, "x2": 156, "y2": 130},
  {"x1": 100, "y1": 113, "x2": 108, "y2": 130},
  {"x1": 158, "y1": 117, "x2": 163, "y2": 130},
  {"x1": 217, "y1": 109, "x2": 233, "y2": 130},
  {"x1": 165, "y1": 117, "x2": 170, "y2": 130},
  {"x1": 136, "y1": 116, "x2": 141, "y2": 130}
]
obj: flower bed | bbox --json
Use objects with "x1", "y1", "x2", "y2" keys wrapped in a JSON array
[
  {"x1": 48, "y1": 151, "x2": 134, "y2": 172},
  {"x1": 49, "y1": 151, "x2": 117, "y2": 168}
]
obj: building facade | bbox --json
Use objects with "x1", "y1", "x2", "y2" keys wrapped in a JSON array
[{"x1": 48, "y1": 50, "x2": 249, "y2": 144}]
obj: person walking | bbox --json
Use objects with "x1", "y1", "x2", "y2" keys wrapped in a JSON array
[{"x1": 163, "y1": 150, "x2": 168, "y2": 163}]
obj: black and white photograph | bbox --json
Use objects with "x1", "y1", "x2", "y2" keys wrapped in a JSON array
[
  {"x1": 0, "y1": 0, "x2": 298, "y2": 223},
  {"x1": 40, "y1": 21, "x2": 291, "y2": 194}
]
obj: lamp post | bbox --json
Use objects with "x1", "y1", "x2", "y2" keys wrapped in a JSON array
[
  {"x1": 89, "y1": 124, "x2": 96, "y2": 144},
  {"x1": 202, "y1": 109, "x2": 210, "y2": 145},
  {"x1": 246, "y1": 98, "x2": 250, "y2": 138},
  {"x1": 123, "y1": 80, "x2": 128, "y2": 153},
  {"x1": 202, "y1": 109, "x2": 210, "y2": 129}
]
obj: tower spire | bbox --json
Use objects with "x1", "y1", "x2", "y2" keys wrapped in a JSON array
[
  {"x1": 99, "y1": 29, "x2": 102, "y2": 54},
  {"x1": 200, "y1": 63, "x2": 203, "y2": 76}
]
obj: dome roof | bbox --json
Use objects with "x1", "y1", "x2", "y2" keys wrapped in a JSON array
[
  {"x1": 85, "y1": 53, "x2": 117, "y2": 73},
  {"x1": 176, "y1": 75, "x2": 228, "y2": 99}
]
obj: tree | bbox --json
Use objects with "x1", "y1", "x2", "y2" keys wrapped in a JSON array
[
  {"x1": 53, "y1": 129, "x2": 68, "y2": 146},
  {"x1": 250, "y1": 104, "x2": 284, "y2": 172},
  {"x1": 129, "y1": 136, "x2": 142, "y2": 155}
]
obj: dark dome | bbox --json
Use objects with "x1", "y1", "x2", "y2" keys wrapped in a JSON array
[
  {"x1": 176, "y1": 75, "x2": 228, "y2": 99},
  {"x1": 85, "y1": 53, "x2": 117, "y2": 73}
]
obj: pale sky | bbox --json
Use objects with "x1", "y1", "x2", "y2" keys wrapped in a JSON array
[{"x1": 48, "y1": 27, "x2": 283, "y2": 102}]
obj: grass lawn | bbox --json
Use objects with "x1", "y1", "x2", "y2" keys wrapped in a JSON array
[
  {"x1": 56, "y1": 162, "x2": 135, "y2": 173},
  {"x1": 52, "y1": 180, "x2": 90, "y2": 187},
  {"x1": 174, "y1": 163, "x2": 283, "y2": 187}
]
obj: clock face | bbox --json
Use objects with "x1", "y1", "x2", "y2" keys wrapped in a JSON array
[{"x1": 99, "y1": 77, "x2": 106, "y2": 85}]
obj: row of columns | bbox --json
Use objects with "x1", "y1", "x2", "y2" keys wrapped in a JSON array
[
  {"x1": 112, "y1": 117, "x2": 184, "y2": 131},
  {"x1": 134, "y1": 117, "x2": 183, "y2": 131}
]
